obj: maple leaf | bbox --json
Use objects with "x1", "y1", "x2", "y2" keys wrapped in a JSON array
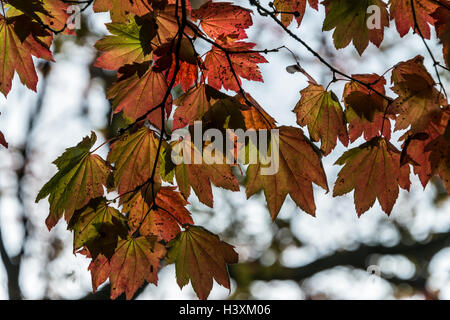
[
  {"x1": 107, "y1": 62, "x2": 172, "y2": 129},
  {"x1": 293, "y1": 83, "x2": 348, "y2": 155},
  {"x1": 432, "y1": 1, "x2": 450, "y2": 67},
  {"x1": 200, "y1": 96, "x2": 247, "y2": 133},
  {"x1": 204, "y1": 38, "x2": 268, "y2": 92},
  {"x1": 274, "y1": 0, "x2": 318, "y2": 27},
  {"x1": 234, "y1": 92, "x2": 277, "y2": 130},
  {"x1": 122, "y1": 186, "x2": 193, "y2": 241},
  {"x1": 109, "y1": 236, "x2": 166, "y2": 300},
  {"x1": 245, "y1": 126, "x2": 328, "y2": 219},
  {"x1": 191, "y1": 1, "x2": 253, "y2": 40},
  {"x1": 0, "y1": 14, "x2": 53, "y2": 96},
  {"x1": 322, "y1": 0, "x2": 389, "y2": 55},
  {"x1": 68, "y1": 198, "x2": 127, "y2": 255},
  {"x1": 35, "y1": 132, "x2": 111, "y2": 230},
  {"x1": 333, "y1": 137, "x2": 411, "y2": 216},
  {"x1": 7, "y1": 0, "x2": 72, "y2": 34},
  {"x1": 346, "y1": 108, "x2": 393, "y2": 142},
  {"x1": 166, "y1": 225, "x2": 238, "y2": 300},
  {"x1": 93, "y1": 0, "x2": 152, "y2": 23},
  {"x1": 88, "y1": 254, "x2": 111, "y2": 293},
  {"x1": 390, "y1": 56, "x2": 446, "y2": 133},
  {"x1": 94, "y1": 18, "x2": 156, "y2": 70},
  {"x1": 400, "y1": 107, "x2": 450, "y2": 189},
  {"x1": 343, "y1": 74, "x2": 389, "y2": 121},
  {"x1": 153, "y1": 38, "x2": 199, "y2": 91},
  {"x1": 389, "y1": 0, "x2": 439, "y2": 39},
  {"x1": 173, "y1": 84, "x2": 228, "y2": 129},
  {"x1": 173, "y1": 139, "x2": 240, "y2": 207},
  {"x1": 107, "y1": 127, "x2": 162, "y2": 195}
]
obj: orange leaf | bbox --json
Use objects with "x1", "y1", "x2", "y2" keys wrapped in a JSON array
[
  {"x1": 333, "y1": 137, "x2": 410, "y2": 216},
  {"x1": 246, "y1": 126, "x2": 328, "y2": 219},
  {"x1": 173, "y1": 84, "x2": 228, "y2": 129},
  {"x1": 0, "y1": 14, "x2": 53, "y2": 96},
  {"x1": 166, "y1": 225, "x2": 238, "y2": 300},
  {"x1": 88, "y1": 254, "x2": 111, "y2": 293},
  {"x1": 399, "y1": 108, "x2": 448, "y2": 188},
  {"x1": 390, "y1": 56, "x2": 446, "y2": 133},
  {"x1": 173, "y1": 140, "x2": 240, "y2": 207},
  {"x1": 93, "y1": 0, "x2": 151, "y2": 23},
  {"x1": 235, "y1": 92, "x2": 277, "y2": 130},
  {"x1": 122, "y1": 186, "x2": 194, "y2": 241},
  {"x1": 107, "y1": 63, "x2": 172, "y2": 129},
  {"x1": 107, "y1": 127, "x2": 162, "y2": 195},
  {"x1": 110, "y1": 236, "x2": 166, "y2": 300}
]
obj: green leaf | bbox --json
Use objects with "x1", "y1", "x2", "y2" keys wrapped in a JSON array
[
  {"x1": 294, "y1": 83, "x2": 348, "y2": 155},
  {"x1": 94, "y1": 17, "x2": 156, "y2": 70},
  {"x1": 322, "y1": 0, "x2": 389, "y2": 55},
  {"x1": 36, "y1": 132, "x2": 111, "y2": 230},
  {"x1": 68, "y1": 197, "x2": 127, "y2": 254}
]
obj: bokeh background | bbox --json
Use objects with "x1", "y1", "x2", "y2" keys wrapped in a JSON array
[{"x1": 0, "y1": 0, "x2": 449, "y2": 300}]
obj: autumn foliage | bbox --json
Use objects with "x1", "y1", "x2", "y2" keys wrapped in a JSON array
[{"x1": 0, "y1": 0, "x2": 449, "y2": 299}]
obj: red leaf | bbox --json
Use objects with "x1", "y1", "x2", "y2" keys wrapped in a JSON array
[
  {"x1": 109, "y1": 236, "x2": 166, "y2": 300},
  {"x1": 88, "y1": 254, "x2": 111, "y2": 293},
  {"x1": 400, "y1": 107, "x2": 449, "y2": 188},
  {"x1": 191, "y1": 1, "x2": 253, "y2": 39},
  {"x1": 347, "y1": 110, "x2": 393, "y2": 143},
  {"x1": 204, "y1": 39, "x2": 267, "y2": 92},
  {"x1": 294, "y1": 83, "x2": 348, "y2": 155},
  {"x1": 322, "y1": 0, "x2": 389, "y2": 55},
  {"x1": 107, "y1": 63, "x2": 172, "y2": 129},
  {"x1": 389, "y1": 0, "x2": 439, "y2": 39},
  {"x1": 0, "y1": 130, "x2": 7, "y2": 148}
]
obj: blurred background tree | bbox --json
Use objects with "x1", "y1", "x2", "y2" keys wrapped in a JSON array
[{"x1": 0, "y1": 0, "x2": 449, "y2": 300}]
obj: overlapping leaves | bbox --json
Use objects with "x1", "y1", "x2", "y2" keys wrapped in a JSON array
[{"x1": 10, "y1": 0, "x2": 449, "y2": 302}]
